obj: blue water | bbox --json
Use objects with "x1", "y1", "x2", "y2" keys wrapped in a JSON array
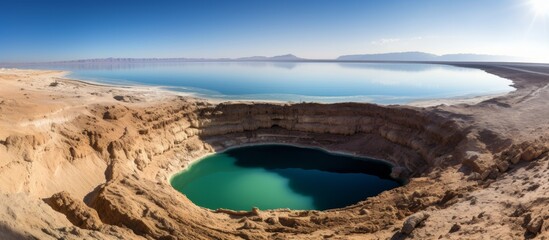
[
  {"x1": 23, "y1": 62, "x2": 514, "y2": 104},
  {"x1": 170, "y1": 144, "x2": 401, "y2": 210}
]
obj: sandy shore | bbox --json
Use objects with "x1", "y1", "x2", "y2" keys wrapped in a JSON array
[
  {"x1": 0, "y1": 64, "x2": 547, "y2": 239},
  {"x1": 406, "y1": 92, "x2": 510, "y2": 107}
]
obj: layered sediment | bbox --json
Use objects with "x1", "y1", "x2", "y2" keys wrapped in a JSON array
[{"x1": 0, "y1": 65, "x2": 547, "y2": 239}]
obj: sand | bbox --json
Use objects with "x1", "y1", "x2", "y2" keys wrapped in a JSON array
[{"x1": 0, "y1": 64, "x2": 547, "y2": 239}]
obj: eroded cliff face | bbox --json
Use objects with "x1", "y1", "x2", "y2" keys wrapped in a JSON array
[
  {"x1": 2, "y1": 99, "x2": 543, "y2": 239},
  {"x1": 194, "y1": 102, "x2": 467, "y2": 173},
  {"x1": 0, "y1": 68, "x2": 547, "y2": 239}
]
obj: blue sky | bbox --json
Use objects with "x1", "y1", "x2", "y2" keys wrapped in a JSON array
[{"x1": 1, "y1": 0, "x2": 548, "y2": 62}]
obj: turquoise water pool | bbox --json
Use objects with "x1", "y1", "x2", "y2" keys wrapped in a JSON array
[{"x1": 170, "y1": 145, "x2": 402, "y2": 211}]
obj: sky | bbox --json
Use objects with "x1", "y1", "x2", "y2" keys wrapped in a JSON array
[{"x1": 1, "y1": 0, "x2": 548, "y2": 62}]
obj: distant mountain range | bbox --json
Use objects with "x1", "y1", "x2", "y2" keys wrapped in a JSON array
[
  {"x1": 337, "y1": 51, "x2": 521, "y2": 62},
  {"x1": 8, "y1": 52, "x2": 522, "y2": 65},
  {"x1": 41, "y1": 54, "x2": 303, "y2": 64},
  {"x1": 237, "y1": 54, "x2": 303, "y2": 61}
]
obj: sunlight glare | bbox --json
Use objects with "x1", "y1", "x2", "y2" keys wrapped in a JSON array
[{"x1": 530, "y1": 0, "x2": 549, "y2": 16}]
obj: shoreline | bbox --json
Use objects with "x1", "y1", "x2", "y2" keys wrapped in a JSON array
[
  {"x1": 15, "y1": 66, "x2": 517, "y2": 108},
  {"x1": 405, "y1": 91, "x2": 510, "y2": 107}
]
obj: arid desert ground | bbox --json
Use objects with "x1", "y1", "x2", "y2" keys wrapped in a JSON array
[{"x1": 0, "y1": 63, "x2": 548, "y2": 239}]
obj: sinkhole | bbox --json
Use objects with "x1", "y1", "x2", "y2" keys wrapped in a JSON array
[{"x1": 170, "y1": 144, "x2": 403, "y2": 211}]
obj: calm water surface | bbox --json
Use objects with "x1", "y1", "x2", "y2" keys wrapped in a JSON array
[
  {"x1": 170, "y1": 145, "x2": 401, "y2": 211},
  {"x1": 25, "y1": 62, "x2": 513, "y2": 104}
]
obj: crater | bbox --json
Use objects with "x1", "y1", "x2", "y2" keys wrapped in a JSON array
[{"x1": 170, "y1": 144, "x2": 403, "y2": 211}]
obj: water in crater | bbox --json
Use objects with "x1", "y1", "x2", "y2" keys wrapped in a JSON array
[{"x1": 170, "y1": 144, "x2": 402, "y2": 211}]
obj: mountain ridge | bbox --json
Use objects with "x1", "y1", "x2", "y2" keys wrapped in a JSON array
[
  {"x1": 3, "y1": 52, "x2": 525, "y2": 64},
  {"x1": 337, "y1": 51, "x2": 521, "y2": 62}
]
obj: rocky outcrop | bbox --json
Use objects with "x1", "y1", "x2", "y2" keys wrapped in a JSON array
[
  {"x1": 39, "y1": 101, "x2": 467, "y2": 181},
  {"x1": 401, "y1": 212, "x2": 430, "y2": 234},
  {"x1": 525, "y1": 214, "x2": 544, "y2": 234},
  {"x1": 44, "y1": 191, "x2": 103, "y2": 230},
  {"x1": 190, "y1": 102, "x2": 465, "y2": 172},
  {"x1": 88, "y1": 176, "x2": 235, "y2": 240},
  {"x1": 1, "y1": 133, "x2": 48, "y2": 162}
]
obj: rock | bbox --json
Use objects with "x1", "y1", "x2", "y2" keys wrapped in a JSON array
[
  {"x1": 249, "y1": 216, "x2": 263, "y2": 222},
  {"x1": 102, "y1": 111, "x2": 117, "y2": 120},
  {"x1": 401, "y1": 212, "x2": 430, "y2": 234},
  {"x1": 113, "y1": 95, "x2": 143, "y2": 103},
  {"x1": 215, "y1": 208, "x2": 258, "y2": 217},
  {"x1": 265, "y1": 217, "x2": 279, "y2": 225},
  {"x1": 359, "y1": 208, "x2": 370, "y2": 215},
  {"x1": 22, "y1": 151, "x2": 33, "y2": 162},
  {"x1": 138, "y1": 129, "x2": 148, "y2": 135},
  {"x1": 390, "y1": 166, "x2": 406, "y2": 179},
  {"x1": 113, "y1": 95, "x2": 130, "y2": 102},
  {"x1": 462, "y1": 151, "x2": 493, "y2": 174},
  {"x1": 496, "y1": 160, "x2": 509, "y2": 173},
  {"x1": 44, "y1": 191, "x2": 103, "y2": 230},
  {"x1": 476, "y1": 167, "x2": 499, "y2": 180},
  {"x1": 240, "y1": 220, "x2": 261, "y2": 230},
  {"x1": 526, "y1": 216, "x2": 543, "y2": 234},
  {"x1": 251, "y1": 207, "x2": 261, "y2": 216},
  {"x1": 449, "y1": 223, "x2": 461, "y2": 233},
  {"x1": 354, "y1": 224, "x2": 380, "y2": 233},
  {"x1": 439, "y1": 190, "x2": 457, "y2": 206},
  {"x1": 102, "y1": 106, "x2": 127, "y2": 120},
  {"x1": 527, "y1": 183, "x2": 540, "y2": 191},
  {"x1": 468, "y1": 172, "x2": 481, "y2": 180},
  {"x1": 510, "y1": 152, "x2": 522, "y2": 164},
  {"x1": 278, "y1": 217, "x2": 309, "y2": 228},
  {"x1": 487, "y1": 168, "x2": 499, "y2": 180},
  {"x1": 521, "y1": 146, "x2": 543, "y2": 162}
]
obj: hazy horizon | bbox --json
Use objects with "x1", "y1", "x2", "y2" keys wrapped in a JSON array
[
  {"x1": 0, "y1": 51, "x2": 527, "y2": 64},
  {"x1": 1, "y1": 0, "x2": 549, "y2": 62}
]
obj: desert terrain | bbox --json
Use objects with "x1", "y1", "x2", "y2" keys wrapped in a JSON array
[{"x1": 0, "y1": 63, "x2": 547, "y2": 240}]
